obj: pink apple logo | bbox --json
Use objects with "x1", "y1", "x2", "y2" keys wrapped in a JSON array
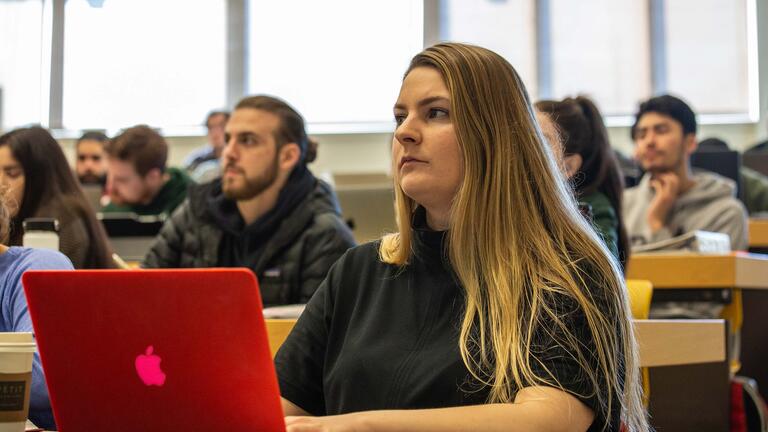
[{"x1": 135, "y1": 345, "x2": 166, "y2": 386}]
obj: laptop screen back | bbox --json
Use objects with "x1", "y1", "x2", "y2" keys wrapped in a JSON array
[{"x1": 23, "y1": 269, "x2": 284, "y2": 431}]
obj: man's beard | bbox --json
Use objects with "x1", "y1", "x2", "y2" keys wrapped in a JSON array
[
  {"x1": 222, "y1": 155, "x2": 279, "y2": 201},
  {"x1": 79, "y1": 173, "x2": 106, "y2": 186}
]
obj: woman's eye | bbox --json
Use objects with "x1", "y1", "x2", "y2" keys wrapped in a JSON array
[
  {"x1": 428, "y1": 108, "x2": 449, "y2": 119},
  {"x1": 394, "y1": 115, "x2": 406, "y2": 126},
  {"x1": 4, "y1": 168, "x2": 22, "y2": 179}
]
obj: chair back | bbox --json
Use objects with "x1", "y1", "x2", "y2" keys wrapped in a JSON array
[
  {"x1": 265, "y1": 318, "x2": 297, "y2": 357},
  {"x1": 627, "y1": 279, "x2": 653, "y2": 319}
]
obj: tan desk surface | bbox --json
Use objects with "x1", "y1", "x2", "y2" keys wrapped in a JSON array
[
  {"x1": 751, "y1": 219, "x2": 768, "y2": 248},
  {"x1": 268, "y1": 318, "x2": 722, "y2": 368},
  {"x1": 635, "y1": 319, "x2": 726, "y2": 367},
  {"x1": 265, "y1": 318, "x2": 297, "y2": 356},
  {"x1": 627, "y1": 252, "x2": 768, "y2": 289}
]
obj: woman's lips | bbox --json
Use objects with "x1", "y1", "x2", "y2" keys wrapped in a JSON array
[{"x1": 399, "y1": 157, "x2": 426, "y2": 169}]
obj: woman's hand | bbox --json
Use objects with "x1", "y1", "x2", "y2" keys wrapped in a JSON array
[{"x1": 285, "y1": 413, "x2": 369, "y2": 432}]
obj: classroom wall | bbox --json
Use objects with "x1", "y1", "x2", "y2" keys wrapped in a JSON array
[
  {"x1": 58, "y1": 1, "x2": 768, "y2": 177},
  {"x1": 57, "y1": 122, "x2": 763, "y2": 180}
]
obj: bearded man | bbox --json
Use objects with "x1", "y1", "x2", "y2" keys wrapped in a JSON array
[{"x1": 142, "y1": 95, "x2": 355, "y2": 306}]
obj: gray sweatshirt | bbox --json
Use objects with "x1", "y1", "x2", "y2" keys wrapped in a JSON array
[{"x1": 623, "y1": 171, "x2": 748, "y2": 251}]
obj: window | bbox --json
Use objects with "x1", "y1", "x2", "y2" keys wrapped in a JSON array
[
  {"x1": 438, "y1": 0, "x2": 757, "y2": 120},
  {"x1": 247, "y1": 0, "x2": 423, "y2": 127},
  {"x1": 665, "y1": 0, "x2": 751, "y2": 115},
  {"x1": 62, "y1": 0, "x2": 227, "y2": 130},
  {"x1": 0, "y1": 0, "x2": 44, "y2": 130},
  {"x1": 440, "y1": 0, "x2": 537, "y2": 97},
  {"x1": 1, "y1": 0, "x2": 758, "y2": 132},
  {"x1": 549, "y1": 0, "x2": 651, "y2": 115}
]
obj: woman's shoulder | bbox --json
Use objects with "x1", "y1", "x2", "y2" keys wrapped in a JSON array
[
  {"x1": 333, "y1": 240, "x2": 388, "y2": 271},
  {"x1": 323, "y1": 240, "x2": 401, "y2": 291},
  {"x1": 581, "y1": 191, "x2": 617, "y2": 221},
  {"x1": 580, "y1": 190, "x2": 612, "y2": 210}
]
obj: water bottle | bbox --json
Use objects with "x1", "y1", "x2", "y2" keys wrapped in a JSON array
[{"x1": 22, "y1": 218, "x2": 60, "y2": 251}]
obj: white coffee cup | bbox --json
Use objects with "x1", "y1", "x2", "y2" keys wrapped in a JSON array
[
  {"x1": 22, "y1": 219, "x2": 60, "y2": 252},
  {"x1": 0, "y1": 333, "x2": 36, "y2": 432}
]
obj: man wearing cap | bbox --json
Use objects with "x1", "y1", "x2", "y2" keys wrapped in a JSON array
[{"x1": 142, "y1": 95, "x2": 356, "y2": 306}]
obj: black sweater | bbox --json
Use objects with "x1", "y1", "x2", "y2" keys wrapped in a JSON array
[{"x1": 275, "y1": 210, "x2": 621, "y2": 431}]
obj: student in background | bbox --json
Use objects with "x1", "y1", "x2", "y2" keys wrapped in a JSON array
[
  {"x1": 0, "y1": 127, "x2": 114, "y2": 269},
  {"x1": 184, "y1": 110, "x2": 230, "y2": 183},
  {"x1": 75, "y1": 131, "x2": 109, "y2": 187},
  {"x1": 142, "y1": 96, "x2": 355, "y2": 306},
  {"x1": 696, "y1": 137, "x2": 768, "y2": 215},
  {"x1": 623, "y1": 95, "x2": 748, "y2": 250},
  {"x1": 102, "y1": 125, "x2": 192, "y2": 216},
  {"x1": 277, "y1": 43, "x2": 647, "y2": 432},
  {"x1": 536, "y1": 96, "x2": 630, "y2": 268},
  {"x1": 0, "y1": 189, "x2": 72, "y2": 430},
  {"x1": 535, "y1": 109, "x2": 563, "y2": 159}
]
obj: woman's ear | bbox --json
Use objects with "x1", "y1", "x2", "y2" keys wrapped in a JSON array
[{"x1": 563, "y1": 154, "x2": 583, "y2": 179}]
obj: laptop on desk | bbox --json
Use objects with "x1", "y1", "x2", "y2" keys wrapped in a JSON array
[
  {"x1": 98, "y1": 213, "x2": 165, "y2": 261},
  {"x1": 22, "y1": 269, "x2": 285, "y2": 431}
]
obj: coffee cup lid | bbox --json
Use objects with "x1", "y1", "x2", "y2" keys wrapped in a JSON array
[{"x1": 0, "y1": 342, "x2": 36, "y2": 353}]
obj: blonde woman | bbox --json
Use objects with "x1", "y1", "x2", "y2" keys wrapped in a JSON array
[{"x1": 275, "y1": 43, "x2": 648, "y2": 432}]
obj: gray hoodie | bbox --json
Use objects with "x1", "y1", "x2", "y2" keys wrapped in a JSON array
[{"x1": 623, "y1": 171, "x2": 748, "y2": 250}]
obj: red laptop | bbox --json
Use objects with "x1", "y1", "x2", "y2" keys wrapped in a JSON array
[{"x1": 22, "y1": 269, "x2": 285, "y2": 431}]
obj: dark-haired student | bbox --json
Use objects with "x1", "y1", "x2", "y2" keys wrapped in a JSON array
[
  {"x1": 623, "y1": 95, "x2": 748, "y2": 251},
  {"x1": 184, "y1": 110, "x2": 230, "y2": 183},
  {"x1": 697, "y1": 137, "x2": 768, "y2": 215},
  {"x1": 536, "y1": 96, "x2": 630, "y2": 269},
  {"x1": 142, "y1": 96, "x2": 355, "y2": 307},
  {"x1": 624, "y1": 95, "x2": 748, "y2": 319},
  {"x1": 0, "y1": 188, "x2": 72, "y2": 430},
  {"x1": 102, "y1": 125, "x2": 192, "y2": 217},
  {"x1": 0, "y1": 127, "x2": 114, "y2": 269},
  {"x1": 75, "y1": 131, "x2": 109, "y2": 187},
  {"x1": 276, "y1": 43, "x2": 648, "y2": 432}
]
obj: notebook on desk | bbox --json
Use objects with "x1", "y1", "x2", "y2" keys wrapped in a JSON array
[{"x1": 22, "y1": 269, "x2": 285, "y2": 431}]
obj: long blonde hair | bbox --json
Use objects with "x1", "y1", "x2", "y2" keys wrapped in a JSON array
[{"x1": 380, "y1": 43, "x2": 647, "y2": 431}]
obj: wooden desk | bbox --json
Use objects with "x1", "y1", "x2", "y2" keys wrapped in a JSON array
[
  {"x1": 627, "y1": 252, "x2": 768, "y2": 289},
  {"x1": 635, "y1": 319, "x2": 725, "y2": 367},
  {"x1": 265, "y1": 318, "x2": 297, "y2": 356},
  {"x1": 628, "y1": 252, "x2": 768, "y2": 406},
  {"x1": 635, "y1": 319, "x2": 728, "y2": 431},
  {"x1": 750, "y1": 219, "x2": 768, "y2": 248}
]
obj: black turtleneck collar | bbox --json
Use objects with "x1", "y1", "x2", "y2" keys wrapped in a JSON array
[{"x1": 411, "y1": 206, "x2": 450, "y2": 267}]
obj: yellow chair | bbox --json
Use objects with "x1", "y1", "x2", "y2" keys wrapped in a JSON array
[
  {"x1": 626, "y1": 279, "x2": 654, "y2": 407},
  {"x1": 265, "y1": 319, "x2": 297, "y2": 357},
  {"x1": 626, "y1": 279, "x2": 653, "y2": 320},
  {"x1": 720, "y1": 288, "x2": 743, "y2": 374}
]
